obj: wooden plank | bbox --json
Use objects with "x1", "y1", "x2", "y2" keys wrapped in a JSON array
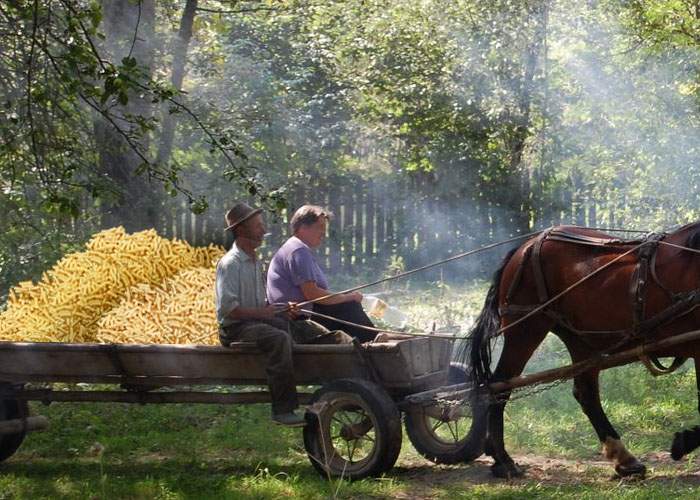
[
  {"x1": 0, "y1": 338, "x2": 451, "y2": 393},
  {"x1": 193, "y1": 212, "x2": 204, "y2": 246},
  {"x1": 376, "y1": 192, "x2": 386, "y2": 254},
  {"x1": 163, "y1": 206, "x2": 174, "y2": 239},
  {"x1": 343, "y1": 185, "x2": 354, "y2": 272},
  {"x1": 354, "y1": 182, "x2": 364, "y2": 266},
  {"x1": 184, "y1": 204, "x2": 194, "y2": 243},
  {"x1": 410, "y1": 330, "x2": 700, "y2": 405},
  {"x1": 0, "y1": 416, "x2": 48, "y2": 435},
  {"x1": 328, "y1": 182, "x2": 342, "y2": 272},
  {"x1": 365, "y1": 181, "x2": 375, "y2": 260},
  {"x1": 489, "y1": 331, "x2": 700, "y2": 394},
  {"x1": 11, "y1": 390, "x2": 313, "y2": 405}
]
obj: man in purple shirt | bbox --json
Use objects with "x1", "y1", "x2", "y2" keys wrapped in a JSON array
[{"x1": 267, "y1": 205, "x2": 377, "y2": 342}]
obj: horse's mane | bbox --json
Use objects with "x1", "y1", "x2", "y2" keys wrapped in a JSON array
[{"x1": 682, "y1": 221, "x2": 700, "y2": 250}]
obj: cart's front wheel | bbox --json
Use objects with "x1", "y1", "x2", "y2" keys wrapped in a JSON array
[
  {"x1": 0, "y1": 397, "x2": 28, "y2": 463},
  {"x1": 303, "y1": 379, "x2": 402, "y2": 480},
  {"x1": 404, "y1": 402, "x2": 478, "y2": 464},
  {"x1": 404, "y1": 362, "x2": 485, "y2": 464}
]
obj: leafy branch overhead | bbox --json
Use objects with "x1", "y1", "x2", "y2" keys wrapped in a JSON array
[
  {"x1": 1, "y1": 0, "x2": 278, "y2": 217},
  {"x1": 2, "y1": 0, "x2": 700, "y2": 303}
]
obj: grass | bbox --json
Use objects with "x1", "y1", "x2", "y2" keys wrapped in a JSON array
[{"x1": 2, "y1": 281, "x2": 700, "y2": 498}]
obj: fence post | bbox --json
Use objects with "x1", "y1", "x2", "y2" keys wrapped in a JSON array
[
  {"x1": 328, "y1": 181, "x2": 342, "y2": 273},
  {"x1": 163, "y1": 204, "x2": 174, "y2": 239},
  {"x1": 365, "y1": 180, "x2": 375, "y2": 265},
  {"x1": 184, "y1": 202, "x2": 194, "y2": 243},
  {"x1": 354, "y1": 181, "x2": 364, "y2": 267},
  {"x1": 343, "y1": 185, "x2": 354, "y2": 273}
]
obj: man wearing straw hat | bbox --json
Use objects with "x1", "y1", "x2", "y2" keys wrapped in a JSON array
[{"x1": 215, "y1": 202, "x2": 307, "y2": 427}]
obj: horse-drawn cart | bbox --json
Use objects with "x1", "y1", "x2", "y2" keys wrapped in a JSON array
[{"x1": 0, "y1": 336, "x2": 474, "y2": 479}]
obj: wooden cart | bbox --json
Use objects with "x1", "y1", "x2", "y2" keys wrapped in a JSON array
[{"x1": 0, "y1": 337, "x2": 473, "y2": 479}]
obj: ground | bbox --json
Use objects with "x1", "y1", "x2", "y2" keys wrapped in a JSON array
[{"x1": 3, "y1": 282, "x2": 700, "y2": 498}]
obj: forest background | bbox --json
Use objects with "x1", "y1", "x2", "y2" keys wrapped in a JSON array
[{"x1": 2, "y1": 0, "x2": 700, "y2": 303}]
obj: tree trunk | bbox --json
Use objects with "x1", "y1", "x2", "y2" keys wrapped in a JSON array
[
  {"x1": 96, "y1": 0, "x2": 159, "y2": 232},
  {"x1": 503, "y1": 1, "x2": 548, "y2": 235},
  {"x1": 156, "y1": 0, "x2": 198, "y2": 166}
]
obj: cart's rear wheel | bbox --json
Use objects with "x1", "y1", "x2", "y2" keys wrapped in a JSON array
[
  {"x1": 0, "y1": 397, "x2": 28, "y2": 463},
  {"x1": 303, "y1": 379, "x2": 402, "y2": 480},
  {"x1": 404, "y1": 362, "x2": 483, "y2": 464}
]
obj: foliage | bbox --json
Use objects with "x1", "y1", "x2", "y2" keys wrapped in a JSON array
[{"x1": 2, "y1": 0, "x2": 700, "y2": 297}]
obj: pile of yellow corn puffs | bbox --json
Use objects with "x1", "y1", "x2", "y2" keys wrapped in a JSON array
[
  {"x1": 0, "y1": 227, "x2": 223, "y2": 344},
  {"x1": 96, "y1": 267, "x2": 220, "y2": 345}
]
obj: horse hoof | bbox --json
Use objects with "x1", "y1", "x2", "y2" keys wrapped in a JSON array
[
  {"x1": 615, "y1": 460, "x2": 646, "y2": 478},
  {"x1": 671, "y1": 431, "x2": 686, "y2": 460},
  {"x1": 671, "y1": 426, "x2": 700, "y2": 460},
  {"x1": 491, "y1": 461, "x2": 524, "y2": 479}
]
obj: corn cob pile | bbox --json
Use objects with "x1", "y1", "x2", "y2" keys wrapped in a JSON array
[
  {"x1": 0, "y1": 227, "x2": 224, "y2": 344},
  {"x1": 96, "y1": 267, "x2": 219, "y2": 345}
]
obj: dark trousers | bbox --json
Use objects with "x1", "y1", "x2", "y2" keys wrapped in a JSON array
[
  {"x1": 313, "y1": 301, "x2": 377, "y2": 343},
  {"x1": 220, "y1": 318, "x2": 298, "y2": 415}
]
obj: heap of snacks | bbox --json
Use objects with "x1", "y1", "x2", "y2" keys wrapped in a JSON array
[
  {"x1": 96, "y1": 267, "x2": 219, "y2": 345},
  {"x1": 0, "y1": 227, "x2": 224, "y2": 344}
]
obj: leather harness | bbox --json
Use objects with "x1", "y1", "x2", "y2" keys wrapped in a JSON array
[{"x1": 500, "y1": 228, "x2": 700, "y2": 376}]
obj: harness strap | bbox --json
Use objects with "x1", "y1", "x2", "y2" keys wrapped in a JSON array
[
  {"x1": 631, "y1": 233, "x2": 666, "y2": 335},
  {"x1": 637, "y1": 290, "x2": 700, "y2": 335},
  {"x1": 547, "y1": 228, "x2": 632, "y2": 247},
  {"x1": 639, "y1": 354, "x2": 687, "y2": 376},
  {"x1": 505, "y1": 245, "x2": 532, "y2": 305},
  {"x1": 531, "y1": 229, "x2": 552, "y2": 304},
  {"x1": 649, "y1": 244, "x2": 674, "y2": 297}
]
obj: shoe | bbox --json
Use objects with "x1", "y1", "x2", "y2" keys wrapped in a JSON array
[{"x1": 272, "y1": 411, "x2": 306, "y2": 427}]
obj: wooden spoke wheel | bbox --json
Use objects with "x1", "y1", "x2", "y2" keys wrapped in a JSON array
[
  {"x1": 0, "y1": 397, "x2": 29, "y2": 463},
  {"x1": 303, "y1": 379, "x2": 402, "y2": 480},
  {"x1": 404, "y1": 402, "x2": 479, "y2": 464},
  {"x1": 404, "y1": 362, "x2": 485, "y2": 464}
]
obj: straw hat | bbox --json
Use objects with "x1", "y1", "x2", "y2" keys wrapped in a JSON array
[{"x1": 224, "y1": 203, "x2": 263, "y2": 232}]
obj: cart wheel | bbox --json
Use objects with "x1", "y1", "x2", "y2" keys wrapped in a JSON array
[
  {"x1": 303, "y1": 379, "x2": 402, "y2": 480},
  {"x1": 0, "y1": 398, "x2": 29, "y2": 463},
  {"x1": 404, "y1": 362, "x2": 483, "y2": 464}
]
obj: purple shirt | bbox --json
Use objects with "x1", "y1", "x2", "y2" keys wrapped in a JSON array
[{"x1": 266, "y1": 236, "x2": 329, "y2": 305}]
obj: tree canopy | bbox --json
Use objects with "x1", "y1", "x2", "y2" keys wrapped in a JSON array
[{"x1": 2, "y1": 0, "x2": 700, "y2": 301}]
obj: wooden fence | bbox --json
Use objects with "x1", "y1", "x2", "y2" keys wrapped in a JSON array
[{"x1": 157, "y1": 176, "x2": 633, "y2": 280}]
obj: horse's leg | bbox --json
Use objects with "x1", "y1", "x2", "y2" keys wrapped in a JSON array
[
  {"x1": 556, "y1": 330, "x2": 646, "y2": 477},
  {"x1": 671, "y1": 357, "x2": 700, "y2": 460},
  {"x1": 571, "y1": 367, "x2": 646, "y2": 477},
  {"x1": 485, "y1": 322, "x2": 549, "y2": 478}
]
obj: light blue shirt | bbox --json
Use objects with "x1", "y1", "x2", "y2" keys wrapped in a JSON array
[{"x1": 215, "y1": 242, "x2": 266, "y2": 328}]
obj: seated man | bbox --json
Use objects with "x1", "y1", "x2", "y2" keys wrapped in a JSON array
[
  {"x1": 266, "y1": 205, "x2": 377, "y2": 343},
  {"x1": 215, "y1": 202, "x2": 306, "y2": 427}
]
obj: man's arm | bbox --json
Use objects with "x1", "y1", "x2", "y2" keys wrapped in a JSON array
[
  {"x1": 288, "y1": 247, "x2": 359, "y2": 305},
  {"x1": 228, "y1": 305, "x2": 278, "y2": 320},
  {"x1": 299, "y1": 281, "x2": 361, "y2": 305}
]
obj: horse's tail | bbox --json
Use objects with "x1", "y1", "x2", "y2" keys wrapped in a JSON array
[{"x1": 465, "y1": 246, "x2": 519, "y2": 387}]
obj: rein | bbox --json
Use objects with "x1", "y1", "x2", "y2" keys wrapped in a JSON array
[
  {"x1": 292, "y1": 230, "x2": 544, "y2": 310},
  {"x1": 284, "y1": 225, "x2": 700, "y2": 379},
  {"x1": 292, "y1": 225, "x2": 650, "y2": 311},
  {"x1": 499, "y1": 229, "x2": 700, "y2": 376}
]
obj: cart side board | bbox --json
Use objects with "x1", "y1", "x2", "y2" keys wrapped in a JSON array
[{"x1": 0, "y1": 337, "x2": 452, "y2": 395}]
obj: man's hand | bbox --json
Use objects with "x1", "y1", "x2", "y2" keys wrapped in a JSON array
[
  {"x1": 286, "y1": 302, "x2": 301, "y2": 320},
  {"x1": 260, "y1": 304, "x2": 279, "y2": 319},
  {"x1": 266, "y1": 303, "x2": 298, "y2": 320},
  {"x1": 347, "y1": 291, "x2": 363, "y2": 303}
]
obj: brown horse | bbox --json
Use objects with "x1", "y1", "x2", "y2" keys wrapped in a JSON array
[{"x1": 464, "y1": 223, "x2": 700, "y2": 478}]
